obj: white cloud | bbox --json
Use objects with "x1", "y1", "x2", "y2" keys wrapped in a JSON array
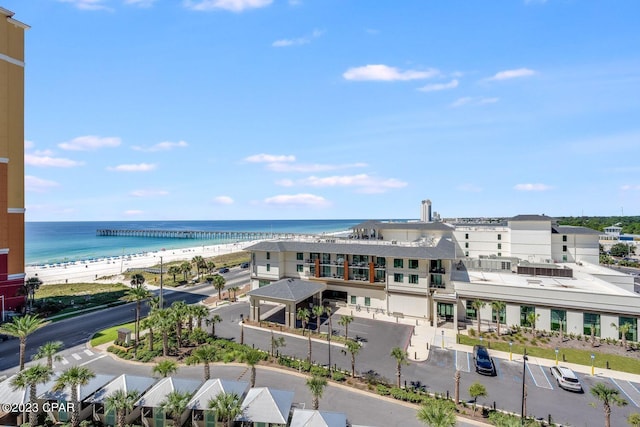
[
  {"x1": 57, "y1": 0, "x2": 111, "y2": 11},
  {"x1": 272, "y1": 29, "x2": 325, "y2": 48},
  {"x1": 245, "y1": 153, "x2": 296, "y2": 163},
  {"x1": 124, "y1": 0, "x2": 157, "y2": 6},
  {"x1": 299, "y1": 174, "x2": 407, "y2": 194},
  {"x1": 184, "y1": 0, "x2": 272, "y2": 12},
  {"x1": 457, "y1": 183, "x2": 483, "y2": 193},
  {"x1": 267, "y1": 162, "x2": 367, "y2": 173},
  {"x1": 25, "y1": 154, "x2": 84, "y2": 168},
  {"x1": 418, "y1": 79, "x2": 459, "y2": 92},
  {"x1": 276, "y1": 179, "x2": 295, "y2": 187},
  {"x1": 58, "y1": 135, "x2": 121, "y2": 151},
  {"x1": 488, "y1": 68, "x2": 536, "y2": 81},
  {"x1": 24, "y1": 140, "x2": 34, "y2": 150},
  {"x1": 213, "y1": 195, "x2": 234, "y2": 205},
  {"x1": 107, "y1": 163, "x2": 157, "y2": 172},
  {"x1": 124, "y1": 210, "x2": 144, "y2": 216},
  {"x1": 25, "y1": 175, "x2": 60, "y2": 192},
  {"x1": 129, "y1": 189, "x2": 169, "y2": 197},
  {"x1": 343, "y1": 65, "x2": 439, "y2": 82},
  {"x1": 450, "y1": 97, "x2": 499, "y2": 108},
  {"x1": 264, "y1": 193, "x2": 330, "y2": 207},
  {"x1": 132, "y1": 140, "x2": 188, "y2": 152},
  {"x1": 514, "y1": 183, "x2": 553, "y2": 191},
  {"x1": 621, "y1": 184, "x2": 640, "y2": 191}
]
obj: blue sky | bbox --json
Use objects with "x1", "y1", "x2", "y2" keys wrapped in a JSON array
[{"x1": 6, "y1": 0, "x2": 640, "y2": 221}]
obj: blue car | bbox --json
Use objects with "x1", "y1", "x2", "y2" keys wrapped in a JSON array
[
  {"x1": 219, "y1": 267, "x2": 230, "y2": 273},
  {"x1": 473, "y1": 345, "x2": 496, "y2": 376}
]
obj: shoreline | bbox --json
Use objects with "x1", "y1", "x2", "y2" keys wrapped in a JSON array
[{"x1": 26, "y1": 240, "x2": 260, "y2": 285}]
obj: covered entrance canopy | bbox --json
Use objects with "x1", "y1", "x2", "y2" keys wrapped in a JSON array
[{"x1": 247, "y1": 278, "x2": 327, "y2": 328}]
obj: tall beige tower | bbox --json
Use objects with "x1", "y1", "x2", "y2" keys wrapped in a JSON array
[{"x1": 0, "y1": 7, "x2": 28, "y2": 319}]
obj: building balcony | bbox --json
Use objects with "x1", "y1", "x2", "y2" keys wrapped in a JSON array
[
  {"x1": 429, "y1": 281, "x2": 446, "y2": 289},
  {"x1": 430, "y1": 268, "x2": 446, "y2": 274}
]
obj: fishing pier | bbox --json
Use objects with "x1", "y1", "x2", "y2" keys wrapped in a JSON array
[{"x1": 96, "y1": 229, "x2": 311, "y2": 241}]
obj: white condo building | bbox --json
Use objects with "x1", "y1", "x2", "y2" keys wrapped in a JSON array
[{"x1": 245, "y1": 203, "x2": 639, "y2": 342}]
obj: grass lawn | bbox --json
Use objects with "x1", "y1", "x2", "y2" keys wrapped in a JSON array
[
  {"x1": 91, "y1": 321, "x2": 136, "y2": 346},
  {"x1": 34, "y1": 283, "x2": 129, "y2": 317},
  {"x1": 458, "y1": 335, "x2": 640, "y2": 375}
]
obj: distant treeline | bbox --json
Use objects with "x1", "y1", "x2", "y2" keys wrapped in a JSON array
[{"x1": 556, "y1": 216, "x2": 640, "y2": 234}]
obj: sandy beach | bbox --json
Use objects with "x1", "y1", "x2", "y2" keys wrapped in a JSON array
[{"x1": 26, "y1": 240, "x2": 260, "y2": 285}]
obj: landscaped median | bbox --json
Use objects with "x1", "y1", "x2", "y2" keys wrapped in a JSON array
[{"x1": 90, "y1": 321, "x2": 136, "y2": 347}]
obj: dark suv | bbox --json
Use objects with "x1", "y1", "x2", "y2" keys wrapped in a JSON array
[{"x1": 473, "y1": 345, "x2": 496, "y2": 376}]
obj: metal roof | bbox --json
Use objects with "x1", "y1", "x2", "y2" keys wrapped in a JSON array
[
  {"x1": 86, "y1": 374, "x2": 157, "y2": 404},
  {"x1": 238, "y1": 387, "x2": 294, "y2": 424},
  {"x1": 352, "y1": 220, "x2": 453, "y2": 231},
  {"x1": 247, "y1": 278, "x2": 326, "y2": 303},
  {"x1": 509, "y1": 214, "x2": 554, "y2": 222},
  {"x1": 552, "y1": 225, "x2": 600, "y2": 235},
  {"x1": 41, "y1": 374, "x2": 115, "y2": 403},
  {"x1": 245, "y1": 237, "x2": 456, "y2": 259},
  {"x1": 0, "y1": 374, "x2": 58, "y2": 406},
  {"x1": 290, "y1": 409, "x2": 347, "y2": 427},
  {"x1": 186, "y1": 378, "x2": 250, "y2": 410},
  {"x1": 135, "y1": 377, "x2": 202, "y2": 408}
]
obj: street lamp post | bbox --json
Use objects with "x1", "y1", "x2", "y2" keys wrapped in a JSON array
[
  {"x1": 591, "y1": 353, "x2": 595, "y2": 376},
  {"x1": 159, "y1": 256, "x2": 164, "y2": 309},
  {"x1": 509, "y1": 341, "x2": 513, "y2": 361},
  {"x1": 441, "y1": 330, "x2": 445, "y2": 349},
  {"x1": 521, "y1": 350, "x2": 528, "y2": 425},
  {"x1": 555, "y1": 348, "x2": 559, "y2": 366}
]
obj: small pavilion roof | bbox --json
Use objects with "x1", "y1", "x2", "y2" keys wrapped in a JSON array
[{"x1": 247, "y1": 278, "x2": 326, "y2": 303}]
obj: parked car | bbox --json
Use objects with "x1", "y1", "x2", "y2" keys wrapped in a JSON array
[
  {"x1": 240, "y1": 262, "x2": 249, "y2": 269},
  {"x1": 550, "y1": 366, "x2": 583, "y2": 392},
  {"x1": 473, "y1": 345, "x2": 496, "y2": 376},
  {"x1": 219, "y1": 267, "x2": 230, "y2": 273}
]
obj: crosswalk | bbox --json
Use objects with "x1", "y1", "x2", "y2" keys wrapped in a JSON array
[{"x1": 52, "y1": 348, "x2": 101, "y2": 369}]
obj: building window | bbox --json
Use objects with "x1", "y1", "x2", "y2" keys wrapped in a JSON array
[
  {"x1": 322, "y1": 266, "x2": 331, "y2": 277},
  {"x1": 562, "y1": 245, "x2": 567, "y2": 252},
  {"x1": 266, "y1": 252, "x2": 270, "y2": 260},
  {"x1": 296, "y1": 252, "x2": 303, "y2": 261},
  {"x1": 266, "y1": 264, "x2": 270, "y2": 272},
  {"x1": 562, "y1": 255, "x2": 567, "y2": 262},
  {"x1": 465, "y1": 301, "x2": 477, "y2": 320},
  {"x1": 465, "y1": 242, "x2": 469, "y2": 249},
  {"x1": 551, "y1": 309, "x2": 567, "y2": 333},
  {"x1": 309, "y1": 265, "x2": 315, "y2": 275},
  {"x1": 497, "y1": 253, "x2": 502, "y2": 257},
  {"x1": 350, "y1": 295, "x2": 357, "y2": 305},
  {"x1": 258, "y1": 280, "x2": 270, "y2": 287},
  {"x1": 296, "y1": 264, "x2": 303, "y2": 272},
  {"x1": 583, "y1": 313, "x2": 601, "y2": 337},
  {"x1": 465, "y1": 233, "x2": 469, "y2": 239},
  {"x1": 364, "y1": 297, "x2": 371, "y2": 307},
  {"x1": 409, "y1": 274, "x2": 419, "y2": 284},
  {"x1": 310, "y1": 252, "x2": 320, "y2": 260},
  {"x1": 430, "y1": 274, "x2": 444, "y2": 288},
  {"x1": 497, "y1": 234, "x2": 502, "y2": 241},
  {"x1": 465, "y1": 251, "x2": 469, "y2": 257},
  {"x1": 520, "y1": 306, "x2": 535, "y2": 327},
  {"x1": 336, "y1": 266, "x2": 344, "y2": 277},
  {"x1": 393, "y1": 259, "x2": 404, "y2": 268},
  {"x1": 336, "y1": 254, "x2": 346, "y2": 263},
  {"x1": 376, "y1": 257, "x2": 386, "y2": 267},
  {"x1": 492, "y1": 305, "x2": 506, "y2": 325},
  {"x1": 619, "y1": 317, "x2": 638, "y2": 342},
  {"x1": 408, "y1": 259, "x2": 419, "y2": 269},
  {"x1": 562, "y1": 235, "x2": 567, "y2": 242},
  {"x1": 322, "y1": 253, "x2": 331, "y2": 264},
  {"x1": 393, "y1": 273, "x2": 404, "y2": 283},
  {"x1": 497, "y1": 243, "x2": 502, "y2": 250}
]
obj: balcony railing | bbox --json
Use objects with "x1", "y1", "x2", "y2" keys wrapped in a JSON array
[
  {"x1": 429, "y1": 281, "x2": 446, "y2": 289},
  {"x1": 430, "y1": 268, "x2": 446, "y2": 274}
]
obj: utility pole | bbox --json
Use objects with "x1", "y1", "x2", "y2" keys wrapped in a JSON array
[{"x1": 159, "y1": 256, "x2": 164, "y2": 309}]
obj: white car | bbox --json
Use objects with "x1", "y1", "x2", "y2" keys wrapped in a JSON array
[{"x1": 550, "y1": 366, "x2": 583, "y2": 392}]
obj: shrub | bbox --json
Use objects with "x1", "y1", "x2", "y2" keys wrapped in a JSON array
[
  {"x1": 376, "y1": 384, "x2": 390, "y2": 396},
  {"x1": 469, "y1": 328, "x2": 476, "y2": 337},
  {"x1": 310, "y1": 365, "x2": 330, "y2": 377},
  {"x1": 331, "y1": 371, "x2": 346, "y2": 382}
]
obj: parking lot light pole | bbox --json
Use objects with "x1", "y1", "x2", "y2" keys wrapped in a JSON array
[
  {"x1": 509, "y1": 341, "x2": 513, "y2": 361},
  {"x1": 555, "y1": 347, "x2": 559, "y2": 366},
  {"x1": 521, "y1": 350, "x2": 528, "y2": 425},
  {"x1": 591, "y1": 353, "x2": 595, "y2": 376}
]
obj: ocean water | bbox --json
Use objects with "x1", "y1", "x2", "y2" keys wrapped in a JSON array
[{"x1": 25, "y1": 220, "x2": 366, "y2": 266}]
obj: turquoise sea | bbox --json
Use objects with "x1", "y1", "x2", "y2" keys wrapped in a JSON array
[{"x1": 25, "y1": 220, "x2": 366, "y2": 266}]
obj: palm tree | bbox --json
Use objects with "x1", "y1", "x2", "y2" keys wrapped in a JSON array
[
  {"x1": 0, "y1": 313, "x2": 45, "y2": 370},
  {"x1": 591, "y1": 382, "x2": 628, "y2": 427},
  {"x1": 628, "y1": 413, "x2": 640, "y2": 427},
  {"x1": 168, "y1": 265, "x2": 181, "y2": 282},
  {"x1": 23, "y1": 276, "x2": 43, "y2": 310},
  {"x1": 192, "y1": 255, "x2": 205, "y2": 279},
  {"x1": 53, "y1": 366, "x2": 95, "y2": 427},
  {"x1": 105, "y1": 389, "x2": 140, "y2": 427},
  {"x1": 469, "y1": 382, "x2": 487, "y2": 416},
  {"x1": 526, "y1": 312, "x2": 540, "y2": 337},
  {"x1": 416, "y1": 399, "x2": 456, "y2": 427},
  {"x1": 241, "y1": 349, "x2": 264, "y2": 387},
  {"x1": 343, "y1": 339, "x2": 361, "y2": 378},
  {"x1": 206, "y1": 260, "x2": 216, "y2": 275},
  {"x1": 11, "y1": 364, "x2": 53, "y2": 427},
  {"x1": 312, "y1": 305, "x2": 325, "y2": 333},
  {"x1": 208, "y1": 392, "x2": 243, "y2": 427},
  {"x1": 306, "y1": 375, "x2": 328, "y2": 410},
  {"x1": 190, "y1": 304, "x2": 209, "y2": 330},
  {"x1": 171, "y1": 301, "x2": 188, "y2": 348},
  {"x1": 33, "y1": 340, "x2": 63, "y2": 369},
  {"x1": 297, "y1": 307, "x2": 312, "y2": 361},
  {"x1": 471, "y1": 300, "x2": 486, "y2": 334},
  {"x1": 125, "y1": 281, "x2": 151, "y2": 351},
  {"x1": 612, "y1": 322, "x2": 632, "y2": 350},
  {"x1": 153, "y1": 359, "x2": 178, "y2": 378},
  {"x1": 160, "y1": 390, "x2": 192, "y2": 427},
  {"x1": 454, "y1": 370, "x2": 461, "y2": 405},
  {"x1": 390, "y1": 347, "x2": 408, "y2": 388},
  {"x1": 186, "y1": 344, "x2": 219, "y2": 380},
  {"x1": 490, "y1": 301, "x2": 506, "y2": 335},
  {"x1": 155, "y1": 309, "x2": 175, "y2": 356},
  {"x1": 325, "y1": 305, "x2": 333, "y2": 370},
  {"x1": 270, "y1": 331, "x2": 286, "y2": 358},
  {"x1": 207, "y1": 314, "x2": 223, "y2": 338},
  {"x1": 338, "y1": 314, "x2": 354, "y2": 340},
  {"x1": 228, "y1": 286, "x2": 240, "y2": 302},
  {"x1": 213, "y1": 275, "x2": 226, "y2": 301},
  {"x1": 141, "y1": 314, "x2": 156, "y2": 352},
  {"x1": 180, "y1": 261, "x2": 192, "y2": 282}
]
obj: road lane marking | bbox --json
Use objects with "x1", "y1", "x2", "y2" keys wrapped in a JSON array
[
  {"x1": 71, "y1": 353, "x2": 82, "y2": 360},
  {"x1": 79, "y1": 354, "x2": 107, "y2": 366},
  {"x1": 610, "y1": 378, "x2": 639, "y2": 407},
  {"x1": 84, "y1": 349, "x2": 94, "y2": 356}
]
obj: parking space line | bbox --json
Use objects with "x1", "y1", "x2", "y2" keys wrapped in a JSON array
[
  {"x1": 610, "y1": 378, "x2": 639, "y2": 407},
  {"x1": 539, "y1": 364, "x2": 554, "y2": 390},
  {"x1": 454, "y1": 350, "x2": 470, "y2": 372},
  {"x1": 493, "y1": 358, "x2": 503, "y2": 379}
]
